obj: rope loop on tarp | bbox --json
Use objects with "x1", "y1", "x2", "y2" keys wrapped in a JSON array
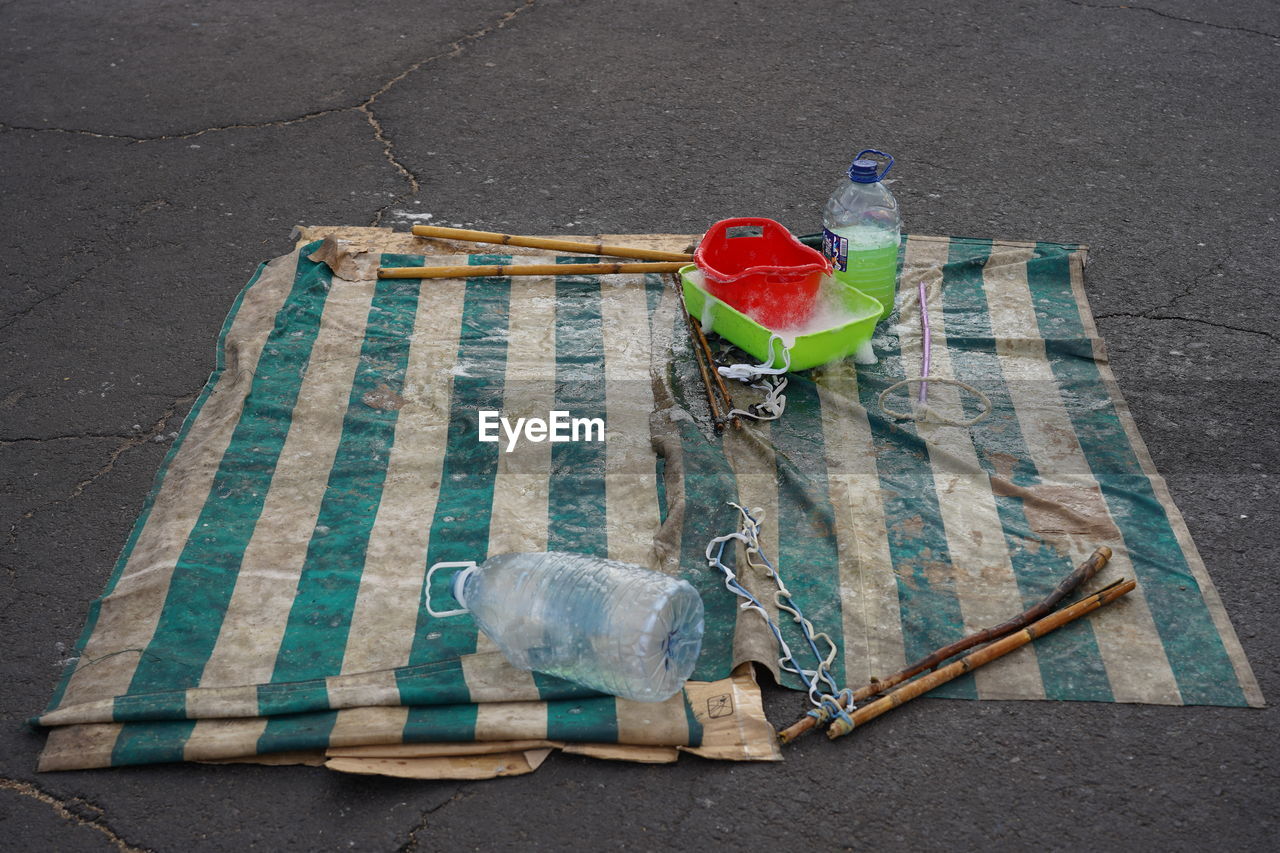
[
  {"x1": 705, "y1": 503, "x2": 852, "y2": 717},
  {"x1": 877, "y1": 376, "x2": 993, "y2": 427}
]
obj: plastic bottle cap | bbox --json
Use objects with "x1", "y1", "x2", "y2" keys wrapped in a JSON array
[
  {"x1": 451, "y1": 564, "x2": 478, "y2": 610},
  {"x1": 848, "y1": 158, "x2": 882, "y2": 183}
]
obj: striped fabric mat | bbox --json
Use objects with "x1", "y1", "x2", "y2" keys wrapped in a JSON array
[{"x1": 36, "y1": 230, "x2": 1262, "y2": 771}]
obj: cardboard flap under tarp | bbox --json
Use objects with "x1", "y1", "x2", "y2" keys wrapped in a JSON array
[{"x1": 37, "y1": 227, "x2": 1262, "y2": 773}]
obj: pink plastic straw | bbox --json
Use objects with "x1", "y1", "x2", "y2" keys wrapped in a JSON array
[{"x1": 918, "y1": 279, "x2": 931, "y2": 404}]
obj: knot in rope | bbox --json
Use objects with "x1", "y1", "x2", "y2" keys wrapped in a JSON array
[
  {"x1": 717, "y1": 334, "x2": 793, "y2": 422},
  {"x1": 805, "y1": 688, "x2": 857, "y2": 727}
]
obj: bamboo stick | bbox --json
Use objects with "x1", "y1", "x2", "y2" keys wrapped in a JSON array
[
  {"x1": 777, "y1": 545, "x2": 1112, "y2": 744},
  {"x1": 379, "y1": 262, "x2": 686, "y2": 279},
  {"x1": 670, "y1": 273, "x2": 739, "y2": 430},
  {"x1": 411, "y1": 225, "x2": 695, "y2": 262},
  {"x1": 692, "y1": 301, "x2": 741, "y2": 431},
  {"x1": 825, "y1": 578, "x2": 1136, "y2": 739},
  {"x1": 692, "y1": 329, "x2": 724, "y2": 429},
  {"x1": 669, "y1": 273, "x2": 725, "y2": 429}
]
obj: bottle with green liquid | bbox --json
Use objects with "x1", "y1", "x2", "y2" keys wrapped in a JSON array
[{"x1": 821, "y1": 149, "x2": 900, "y2": 324}]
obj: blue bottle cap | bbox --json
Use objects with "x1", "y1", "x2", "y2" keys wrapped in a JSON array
[
  {"x1": 848, "y1": 149, "x2": 893, "y2": 183},
  {"x1": 849, "y1": 159, "x2": 880, "y2": 182}
]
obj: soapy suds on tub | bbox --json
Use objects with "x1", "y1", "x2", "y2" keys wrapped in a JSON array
[{"x1": 690, "y1": 270, "x2": 879, "y2": 363}]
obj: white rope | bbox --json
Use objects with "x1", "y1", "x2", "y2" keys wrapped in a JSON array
[
  {"x1": 705, "y1": 504, "x2": 843, "y2": 708},
  {"x1": 717, "y1": 334, "x2": 792, "y2": 422},
  {"x1": 877, "y1": 376, "x2": 993, "y2": 426}
]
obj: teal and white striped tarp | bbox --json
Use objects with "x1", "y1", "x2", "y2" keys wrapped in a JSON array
[{"x1": 37, "y1": 230, "x2": 1262, "y2": 771}]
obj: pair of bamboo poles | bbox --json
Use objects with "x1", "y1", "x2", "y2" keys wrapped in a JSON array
[
  {"x1": 379, "y1": 225, "x2": 693, "y2": 278},
  {"x1": 389, "y1": 225, "x2": 742, "y2": 429},
  {"x1": 779, "y1": 546, "x2": 1132, "y2": 742}
]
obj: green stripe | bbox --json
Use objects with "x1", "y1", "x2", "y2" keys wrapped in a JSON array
[
  {"x1": 120, "y1": 249, "x2": 332, "y2": 696},
  {"x1": 45, "y1": 261, "x2": 267, "y2": 716},
  {"x1": 268, "y1": 274, "x2": 420, "y2": 687},
  {"x1": 401, "y1": 254, "x2": 512, "y2": 697},
  {"x1": 660, "y1": 296, "x2": 745, "y2": 682},
  {"x1": 113, "y1": 248, "x2": 334, "y2": 765},
  {"x1": 545, "y1": 696, "x2": 619, "y2": 742},
  {"x1": 257, "y1": 709, "x2": 338, "y2": 755},
  {"x1": 1027, "y1": 243, "x2": 1246, "y2": 706},
  {"x1": 525, "y1": 260, "x2": 613, "y2": 699},
  {"x1": 546, "y1": 259, "x2": 608, "y2": 556},
  {"x1": 646, "y1": 273, "x2": 670, "y2": 526},
  {"x1": 109, "y1": 720, "x2": 196, "y2": 766},
  {"x1": 859, "y1": 238, "x2": 976, "y2": 699},
  {"x1": 643, "y1": 271, "x2": 668, "y2": 320},
  {"x1": 680, "y1": 425, "x2": 743, "y2": 684},
  {"x1": 940, "y1": 239, "x2": 1112, "y2": 701},
  {"x1": 769, "y1": 375, "x2": 846, "y2": 690},
  {"x1": 403, "y1": 703, "x2": 479, "y2": 742},
  {"x1": 682, "y1": 692, "x2": 704, "y2": 747}
]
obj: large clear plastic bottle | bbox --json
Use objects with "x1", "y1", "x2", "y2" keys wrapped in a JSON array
[
  {"x1": 429, "y1": 552, "x2": 705, "y2": 703},
  {"x1": 822, "y1": 149, "x2": 901, "y2": 324}
]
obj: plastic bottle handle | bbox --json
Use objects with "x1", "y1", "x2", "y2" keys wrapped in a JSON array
[
  {"x1": 424, "y1": 561, "x2": 477, "y2": 617},
  {"x1": 854, "y1": 149, "x2": 894, "y2": 181}
]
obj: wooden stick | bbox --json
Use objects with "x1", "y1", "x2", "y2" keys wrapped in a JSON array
[
  {"x1": 778, "y1": 545, "x2": 1112, "y2": 744},
  {"x1": 411, "y1": 225, "x2": 695, "y2": 262},
  {"x1": 670, "y1": 273, "x2": 739, "y2": 430},
  {"x1": 669, "y1": 274, "x2": 725, "y2": 429},
  {"x1": 692, "y1": 303, "x2": 741, "y2": 431},
  {"x1": 825, "y1": 578, "x2": 1136, "y2": 739},
  {"x1": 692, "y1": 329, "x2": 724, "y2": 429},
  {"x1": 379, "y1": 262, "x2": 686, "y2": 279}
]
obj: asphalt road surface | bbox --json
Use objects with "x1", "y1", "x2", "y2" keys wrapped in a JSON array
[{"x1": 2, "y1": 1, "x2": 1276, "y2": 850}]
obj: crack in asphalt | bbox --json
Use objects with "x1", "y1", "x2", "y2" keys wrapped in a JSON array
[
  {"x1": 0, "y1": 108, "x2": 345, "y2": 144},
  {"x1": 3, "y1": 392, "x2": 196, "y2": 549},
  {"x1": 1091, "y1": 254, "x2": 1273, "y2": 339},
  {"x1": 395, "y1": 785, "x2": 468, "y2": 853},
  {"x1": 363, "y1": 0, "x2": 537, "y2": 226},
  {"x1": 1, "y1": 433, "x2": 139, "y2": 444},
  {"x1": 1060, "y1": 0, "x2": 1280, "y2": 40},
  {"x1": 1093, "y1": 311, "x2": 1277, "y2": 341},
  {"x1": 0, "y1": 248, "x2": 120, "y2": 335},
  {"x1": 0, "y1": 1, "x2": 539, "y2": 229},
  {"x1": 67, "y1": 393, "x2": 196, "y2": 501},
  {"x1": 0, "y1": 778, "x2": 152, "y2": 853}
]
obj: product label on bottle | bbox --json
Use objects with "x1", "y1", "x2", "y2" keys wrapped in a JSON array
[{"x1": 822, "y1": 227, "x2": 848, "y2": 272}]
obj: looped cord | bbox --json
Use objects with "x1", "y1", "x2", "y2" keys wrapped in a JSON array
[
  {"x1": 877, "y1": 376, "x2": 993, "y2": 427},
  {"x1": 718, "y1": 334, "x2": 792, "y2": 422},
  {"x1": 706, "y1": 503, "x2": 843, "y2": 709}
]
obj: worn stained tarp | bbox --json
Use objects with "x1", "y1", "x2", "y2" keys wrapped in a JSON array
[{"x1": 36, "y1": 228, "x2": 1262, "y2": 773}]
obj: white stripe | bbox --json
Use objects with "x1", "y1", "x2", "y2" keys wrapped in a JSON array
[
  {"x1": 983, "y1": 246, "x2": 1181, "y2": 703},
  {"x1": 39, "y1": 723, "x2": 125, "y2": 771},
  {"x1": 57, "y1": 251, "x2": 300, "y2": 709},
  {"x1": 899, "y1": 237, "x2": 1044, "y2": 699},
  {"x1": 812, "y1": 360, "x2": 908, "y2": 687},
  {"x1": 601, "y1": 273, "x2": 663, "y2": 568},
  {"x1": 183, "y1": 717, "x2": 270, "y2": 764},
  {"x1": 723, "y1": 426, "x2": 785, "y2": 681},
  {"x1": 614, "y1": 693, "x2": 692, "y2": 745},
  {"x1": 342, "y1": 277, "x2": 468, "y2": 674},
  {"x1": 473, "y1": 701, "x2": 550, "y2": 741},
  {"x1": 198, "y1": 277, "x2": 376, "y2": 688},
  {"x1": 326, "y1": 704, "x2": 410, "y2": 750},
  {"x1": 473, "y1": 270, "x2": 557, "y2": 674}
]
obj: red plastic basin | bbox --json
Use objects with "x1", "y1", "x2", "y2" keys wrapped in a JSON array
[{"x1": 694, "y1": 217, "x2": 830, "y2": 329}]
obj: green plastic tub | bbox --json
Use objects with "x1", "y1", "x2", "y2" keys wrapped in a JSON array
[{"x1": 680, "y1": 264, "x2": 882, "y2": 370}]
